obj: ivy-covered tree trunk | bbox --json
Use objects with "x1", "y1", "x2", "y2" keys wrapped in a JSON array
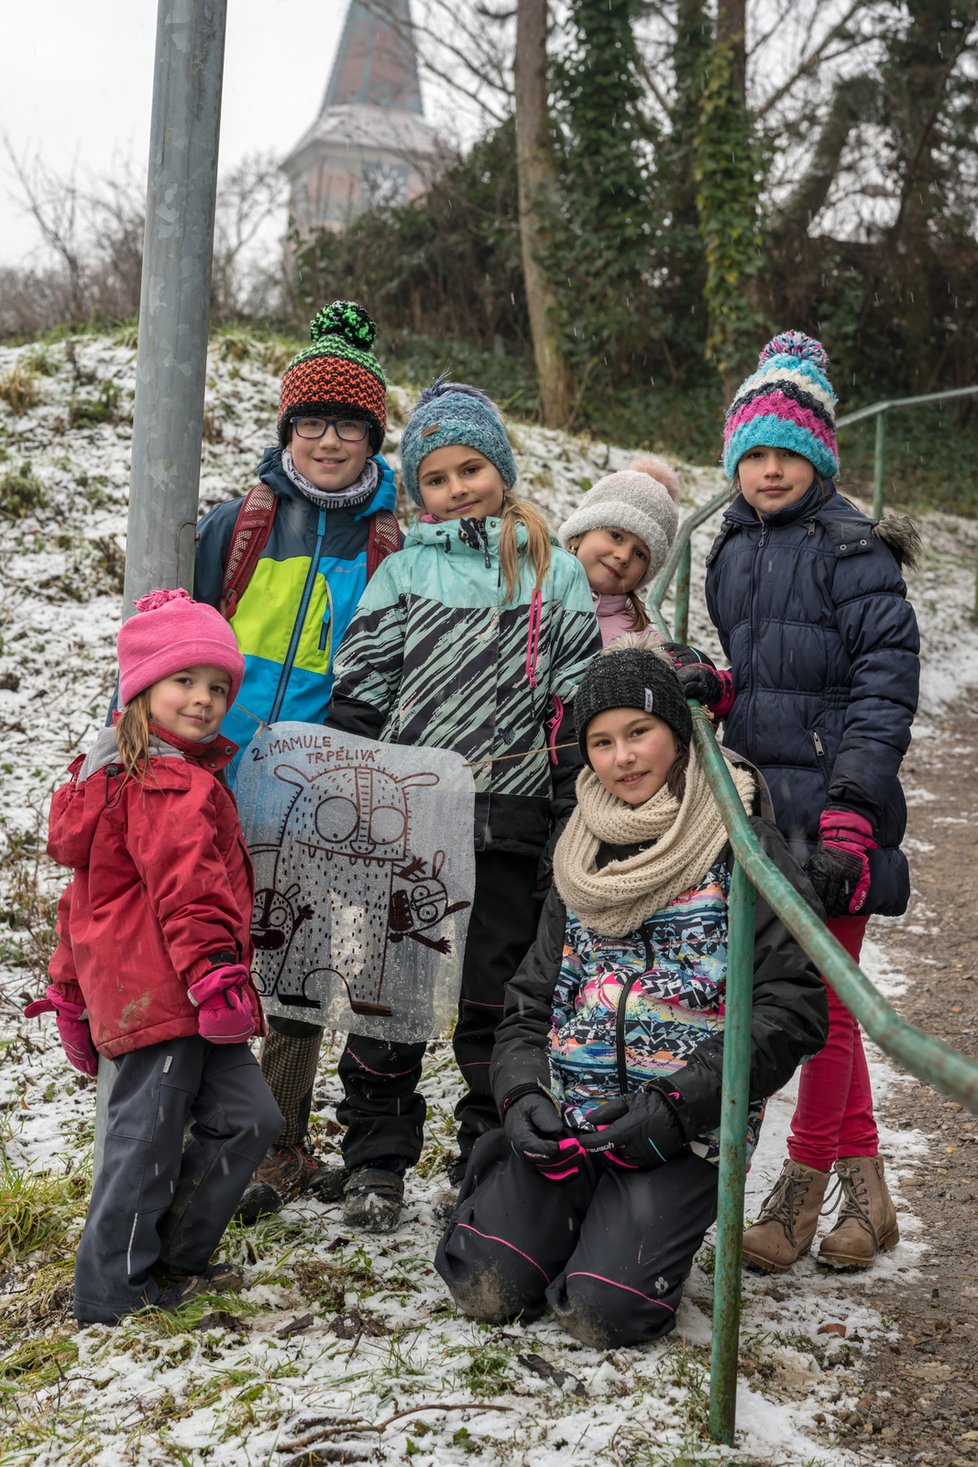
[
  {"x1": 515, "y1": 0, "x2": 571, "y2": 426},
  {"x1": 657, "y1": 0, "x2": 712, "y2": 370},
  {"x1": 694, "y1": 0, "x2": 762, "y2": 396},
  {"x1": 550, "y1": 0, "x2": 652, "y2": 394}
]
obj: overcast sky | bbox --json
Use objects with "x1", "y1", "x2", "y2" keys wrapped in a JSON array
[{"x1": 0, "y1": 1, "x2": 419, "y2": 267}]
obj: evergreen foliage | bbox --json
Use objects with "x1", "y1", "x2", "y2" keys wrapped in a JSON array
[
  {"x1": 278, "y1": 1, "x2": 978, "y2": 460},
  {"x1": 548, "y1": 0, "x2": 657, "y2": 398},
  {"x1": 694, "y1": 39, "x2": 763, "y2": 394}
]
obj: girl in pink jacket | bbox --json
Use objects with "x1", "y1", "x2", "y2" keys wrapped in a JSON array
[
  {"x1": 27, "y1": 589, "x2": 282, "y2": 1325},
  {"x1": 558, "y1": 457, "x2": 680, "y2": 644}
]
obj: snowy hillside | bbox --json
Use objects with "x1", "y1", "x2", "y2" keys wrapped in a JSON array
[{"x1": 1, "y1": 327, "x2": 977, "y2": 1466}]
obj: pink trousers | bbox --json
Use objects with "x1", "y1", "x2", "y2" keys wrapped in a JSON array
[{"x1": 787, "y1": 914, "x2": 878, "y2": 1172}]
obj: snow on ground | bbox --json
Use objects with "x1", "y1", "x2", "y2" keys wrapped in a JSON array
[{"x1": 1, "y1": 329, "x2": 976, "y2": 1465}]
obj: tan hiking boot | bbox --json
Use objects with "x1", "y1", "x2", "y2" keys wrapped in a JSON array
[
  {"x1": 742, "y1": 1159, "x2": 830, "y2": 1273},
  {"x1": 817, "y1": 1155, "x2": 899, "y2": 1270}
]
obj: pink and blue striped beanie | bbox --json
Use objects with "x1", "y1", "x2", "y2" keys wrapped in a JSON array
[{"x1": 723, "y1": 331, "x2": 838, "y2": 481}]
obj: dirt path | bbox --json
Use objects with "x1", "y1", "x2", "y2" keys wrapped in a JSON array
[{"x1": 819, "y1": 706, "x2": 978, "y2": 1465}]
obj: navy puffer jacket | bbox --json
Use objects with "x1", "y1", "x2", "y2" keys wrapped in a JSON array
[{"x1": 705, "y1": 480, "x2": 919, "y2": 916}]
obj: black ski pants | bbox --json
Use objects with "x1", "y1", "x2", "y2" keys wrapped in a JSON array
[
  {"x1": 74, "y1": 1036, "x2": 282, "y2": 1325},
  {"x1": 434, "y1": 1128, "x2": 719, "y2": 1348}
]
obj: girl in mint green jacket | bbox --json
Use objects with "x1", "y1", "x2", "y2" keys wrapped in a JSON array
[{"x1": 326, "y1": 381, "x2": 601, "y2": 1231}]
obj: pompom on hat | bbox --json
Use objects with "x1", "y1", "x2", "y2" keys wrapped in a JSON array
[
  {"x1": 575, "y1": 640, "x2": 693, "y2": 763},
  {"x1": 398, "y1": 378, "x2": 518, "y2": 506},
  {"x1": 117, "y1": 588, "x2": 245, "y2": 709},
  {"x1": 558, "y1": 456, "x2": 681, "y2": 590},
  {"x1": 723, "y1": 330, "x2": 839, "y2": 481},
  {"x1": 278, "y1": 300, "x2": 387, "y2": 452}
]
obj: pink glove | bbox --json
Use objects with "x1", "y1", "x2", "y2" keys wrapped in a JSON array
[
  {"x1": 24, "y1": 985, "x2": 99, "y2": 1076},
  {"x1": 188, "y1": 964, "x2": 255, "y2": 1044},
  {"x1": 806, "y1": 807, "x2": 878, "y2": 916}
]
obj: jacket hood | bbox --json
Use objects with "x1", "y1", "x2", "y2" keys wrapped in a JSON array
[
  {"x1": 78, "y1": 726, "x2": 123, "y2": 780},
  {"x1": 48, "y1": 753, "x2": 124, "y2": 870},
  {"x1": 874, "y1": 513, "x2": 920, "y2": 572},
  {"x1": 256, "y1": 443, "x2": 397, "y2": 520},
  {"x1": 50, "y1": 726, "x2": 237, "y2": 870},
  {"x1": 723, "y1": 481, "x2": 920, "y2": 573}
]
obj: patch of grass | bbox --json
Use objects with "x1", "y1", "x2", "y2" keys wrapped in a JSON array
[
  {"x1": 0, "y1": 1330, "x2": 78, "y2": 1387},
  {"x1": 0, "y1": 361, "x2": 41, "y2": 413},
  {"x1": 0, "y1": 1259, "x2": 75, "y2": 1340},
  {"x1": 23, "y1": 346, "x2": 61, "y2": 377},
  {"x1": 0, "y1": 460, "x2": 46, "y2": 519},
  {"x1": 68, "y1": 379, "x2": 124, "y2": 428},
  {"x1": 0, "y1": 817, "x2": 60, "y2": 979},
  {"x1": 213, "y1": 331, "x2": 259, "y2": 363},
  {"x1": 457, "y1": 1332, "x2": 517, "y2": 1395},
  {"x1": 111, "y1": 320, "x2": 139, "y2": 350},
  {"x1": 0, "y1": 1157, "x2": 89, "y2": 1263}
]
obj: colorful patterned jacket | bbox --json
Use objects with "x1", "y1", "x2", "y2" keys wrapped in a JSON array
[
  {"x1": 193, "y1": 444, "x2": 399, "y2": 772},
  {"x1": 491, "y1": 818, "x2": 828, "y2": 1165},
  {"x1": 329, "y1": 515, "x2": 602, "y2": 855}
]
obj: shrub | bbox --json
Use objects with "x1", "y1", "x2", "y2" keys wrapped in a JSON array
[
  {"x1": 0, "y1": 362, "x2": 40, "y2": 414},
  {"x1": 0, "y1": 461, "x2": 46, "y2": 518}
]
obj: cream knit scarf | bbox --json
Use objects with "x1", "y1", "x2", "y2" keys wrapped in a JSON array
[{"x1": 553, "y1": 745, "x2": 755, "y2": 937}]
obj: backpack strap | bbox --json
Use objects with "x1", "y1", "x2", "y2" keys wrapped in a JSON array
[
  {"x1": 367, "y1": 508, "x2": 403, "y2": 579},
  {"x1": 220, "y1": 482, "x2": 278, "y2": 620}
]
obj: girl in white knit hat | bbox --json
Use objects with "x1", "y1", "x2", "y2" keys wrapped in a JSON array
[{"x1": 558, "y1": 456, "x2": 680, "y2": 643}]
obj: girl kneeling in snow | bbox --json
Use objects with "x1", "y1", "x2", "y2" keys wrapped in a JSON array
[{"x1": 435, "y1": 638, "x2": 828, "y2": 1348}]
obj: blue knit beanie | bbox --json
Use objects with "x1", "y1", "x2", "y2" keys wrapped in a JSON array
[
  {"x1": 398, "y1": 379, "x2": 518, "y2": 506},
  {"x1": 723, "y1": 331, "x2": 839, "y2": 481}
]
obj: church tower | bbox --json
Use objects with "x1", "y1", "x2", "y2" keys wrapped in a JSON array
[{"x1": 284, "y1": 0, "x2": 439, "y2": 234}]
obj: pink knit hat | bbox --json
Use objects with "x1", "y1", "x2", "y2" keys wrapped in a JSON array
[{"x1": 117, "y1": 588, "x2": 245, "y2": 708}]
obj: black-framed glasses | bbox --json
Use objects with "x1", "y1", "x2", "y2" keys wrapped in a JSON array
[{"x1": 291, "y1": 415, "x2": 369, "y2": 442}]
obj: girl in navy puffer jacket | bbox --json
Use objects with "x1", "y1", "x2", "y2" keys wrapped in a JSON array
[{"x1": 679, "y1": 331, "x2": 919, "y2": 1275}]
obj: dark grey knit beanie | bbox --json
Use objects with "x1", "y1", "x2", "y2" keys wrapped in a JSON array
[{"x1": 576, "y1": 647, "x2": 693, "y2": 762}]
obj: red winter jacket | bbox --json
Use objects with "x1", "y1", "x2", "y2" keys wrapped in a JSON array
[{"x1": 47, "y1": 738, "x2": 263, "y2": 1059}]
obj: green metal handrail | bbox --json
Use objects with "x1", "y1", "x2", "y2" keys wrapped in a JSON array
[
  {"x1": 836, "y1": 384, "x2": 978, "y2": 521},
  {"x1": 835, "y1": 385, "x2": 978, "y2": 616},
  {"x1": 642, "y1": 576, "x2": 978, "y2": 1442}
]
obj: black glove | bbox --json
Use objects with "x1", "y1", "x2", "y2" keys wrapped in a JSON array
[
  {"x1": 577, "y1": 1085, "x2": 688, "y2": 1170},
  {"x1": 661, "y1": 642, "x2": 733, "y2": 714},
  {"x1": 502, "y1": 1089, "x2": 584, "y2": 1181}
]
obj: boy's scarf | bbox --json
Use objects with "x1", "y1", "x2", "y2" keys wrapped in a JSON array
[
  {"x1": 553, "y1": 745, "x2": 755, "y2": 936},
  {"x1": 282, "y1": 449, "x2": 379, "y2": 510}
]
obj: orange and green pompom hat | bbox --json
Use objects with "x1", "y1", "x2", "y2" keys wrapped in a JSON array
[{"x1": 278, "y1": 300, "x2": 387, "y2": 451}]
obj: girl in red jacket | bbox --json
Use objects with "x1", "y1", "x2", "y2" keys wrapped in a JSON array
[{"x1": 27, "y1": 589, "x2": 282, "y2": 1325}]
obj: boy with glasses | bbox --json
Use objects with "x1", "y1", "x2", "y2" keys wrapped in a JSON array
[{"x1": 194, "y1": 300, "x2": 401, "y2": 1216}]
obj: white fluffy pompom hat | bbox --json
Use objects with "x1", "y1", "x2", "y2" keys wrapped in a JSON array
[{"x1": 557, "y1": 456, "x2": 681, "y2": 590}]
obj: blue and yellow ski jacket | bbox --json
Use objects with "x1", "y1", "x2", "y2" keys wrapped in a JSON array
[{"x1": 194, "y1": 443, "x2": 398, "y2": 772}]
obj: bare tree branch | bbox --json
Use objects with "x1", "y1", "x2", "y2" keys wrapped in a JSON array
[{"x1": 756, "y1": 0, "x2": 878, "y2": 116}]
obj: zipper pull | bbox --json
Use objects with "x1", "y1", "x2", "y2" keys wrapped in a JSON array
[{"x1": 812, "y1": 730, "x2": 825, "y2": 757}]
